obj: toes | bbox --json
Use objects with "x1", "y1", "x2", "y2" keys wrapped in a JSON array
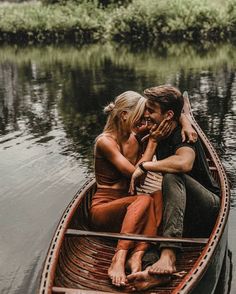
[
  {"x1": 127, "y1": 274, "x2": 135, "y2": 281},
  {"x1": 111, "y1": 275, "x2": 127, "y2": 287}
]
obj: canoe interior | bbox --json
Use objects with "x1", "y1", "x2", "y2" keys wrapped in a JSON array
[
  {"x1": 39, "y1": 96, "x2": 230, "y2": 294},
  {"x1": 50, "y1": 149, "x2": 218, "y2": 294},
  {"x1": 47, "y1": 146, "x2": 227, "y2": 294}
]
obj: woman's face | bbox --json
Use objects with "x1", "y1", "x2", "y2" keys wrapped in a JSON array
[{"x1": 132, "y1": 116, "x2": 154, "y2": 135}]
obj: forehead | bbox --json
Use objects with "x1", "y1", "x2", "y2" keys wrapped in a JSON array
[{"x1": 146, "y1": 100, "x2": 161, "y2": 111}]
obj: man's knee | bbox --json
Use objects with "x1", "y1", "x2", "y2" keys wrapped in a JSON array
[
  {"x1": 163, "y1": 173, "x2": 183, "y2": 184},
  {"x1": 162, "y1": 173, "x2": 185, "y2": 191}
]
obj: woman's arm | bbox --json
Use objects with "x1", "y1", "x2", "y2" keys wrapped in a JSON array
[
  {"x1": 96, "y1": 136, "x2": 136, "y2": 177},
  {"x1": 136, "y1": 119, "x2": 173, "y2": 165}
]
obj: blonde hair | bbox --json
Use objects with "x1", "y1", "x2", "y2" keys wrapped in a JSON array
[{"x1": 103, "y1": 91, "x2": 146, "y2": 134}]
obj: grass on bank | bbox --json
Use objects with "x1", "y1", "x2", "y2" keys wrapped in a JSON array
[{"x1": 0, "y1": 0, "x2": 236, "y2": 44}]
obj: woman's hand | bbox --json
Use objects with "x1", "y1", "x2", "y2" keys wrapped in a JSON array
[
  {"x1": 133, "y1": 118, "x2": 150, "y2": 137},
  {"x1": 129, "y1": 166, "x2": 145, "y2": 195},
  {"x1": 144, "y1": 119, "x2": 173, "y2": 143}
]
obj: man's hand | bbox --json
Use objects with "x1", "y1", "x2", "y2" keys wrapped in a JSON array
[
  {"x1": 129, "y1": 167, "x2": 145, "y2": 194},
  {"x1": 181, "y1": 126, "x2": 197, "y2": 143},
  {"x1": 180, "y1": 113, "x2": 198, "y2": 143}
]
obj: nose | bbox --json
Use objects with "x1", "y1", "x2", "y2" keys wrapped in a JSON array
[{"x1": 144, "y1": 108, "x2": 150, "y2": 117}]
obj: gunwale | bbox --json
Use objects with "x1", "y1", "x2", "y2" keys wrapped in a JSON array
[{"x1": 39, "y1": 94, "x2": 230, "y2": 294}]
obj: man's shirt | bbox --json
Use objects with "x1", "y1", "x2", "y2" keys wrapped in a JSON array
[{"x1": 156, "y1": 126, "x2": 220, "y2": 196}]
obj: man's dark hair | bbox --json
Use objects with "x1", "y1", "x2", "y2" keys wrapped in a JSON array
[{"x1": 144, "y1": 85, "x2": 184, "y2": 120}]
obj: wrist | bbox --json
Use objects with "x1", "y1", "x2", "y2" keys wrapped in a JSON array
[{"x1": 139, "y1": 161, "x2": 148, "y2": 173}]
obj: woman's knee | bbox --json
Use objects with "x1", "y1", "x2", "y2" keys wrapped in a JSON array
[{"x1": 136, "y1": 195, "x2": 154, "y2": 209}]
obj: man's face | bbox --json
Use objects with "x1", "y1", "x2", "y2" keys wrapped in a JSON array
[{"x1": 144, "y1": 100, "x2": 166, "y2": 126}]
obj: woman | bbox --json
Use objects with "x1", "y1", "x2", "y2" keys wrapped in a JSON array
[{"x1": 90, "y1": 91, "x2": 196, "y2": 288}]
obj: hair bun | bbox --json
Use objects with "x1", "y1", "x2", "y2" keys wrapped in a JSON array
[{"x1": 104, "y1": 102, "x2": 115, "y2": 114}]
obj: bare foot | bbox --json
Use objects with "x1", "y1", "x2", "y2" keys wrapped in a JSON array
[
  {"x1": 127, "y1": 266, "x2": 171, "y2": 291},
  {"x1": 148, "y1": 248, "x2": 176, "y2": 275},
  {"x1": 126, "y1": 250, "x2": 145, "y2": 274},
  {"x1": 108, "y1": 250, "x2": 128, "y2": 287}
]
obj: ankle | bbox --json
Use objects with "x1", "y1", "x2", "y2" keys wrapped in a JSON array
[
  {"x1": 113, "y1": 249, "x2": 128, "y2": 264},
  {"x1": 131, "y1": 250, "x2": 145, "y2": 259},
  {"x1": 161, "y1": 248, "x2": 176, "y2": 261}
]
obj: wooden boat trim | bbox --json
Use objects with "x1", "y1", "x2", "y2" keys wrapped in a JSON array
[
  {"x1": 52, "y1": 286, "x2": 115, "y2": 293},
  {"x1": 39, "y1": 178, "x2": 96, "y2": 294},
  {"x1": 173, "y1": 94, "x2": 231, "y2": 293},
  {"x1": 66, "y1": 229, "x2": 208, "y2": 244}
]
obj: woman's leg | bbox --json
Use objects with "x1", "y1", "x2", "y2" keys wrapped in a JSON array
[
  {"x1": 90, "y1": 192, "x2": 140, "y2": 286},
  {"x1": 90, "y1": 191, "x2": 157, "y2": 285},
  {"x1": 150, "y1": 190, "x2": 163, "y2": 232},
  {"x1": 121, "y1": 195, "x2": 157, "y2": 274}
]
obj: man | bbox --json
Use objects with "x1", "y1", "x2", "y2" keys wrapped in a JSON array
[{"x1": 128, "y1": 85, "x2": 220, "y2": 291}]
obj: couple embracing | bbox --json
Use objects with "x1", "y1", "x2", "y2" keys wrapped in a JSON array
[{"x1": 89, "y1": 85, "x2": 220, "y2": 291}]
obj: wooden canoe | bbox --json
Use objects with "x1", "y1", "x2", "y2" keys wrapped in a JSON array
[{"x1": 39, "y1": 93, "x2": 230, "y2": 294}]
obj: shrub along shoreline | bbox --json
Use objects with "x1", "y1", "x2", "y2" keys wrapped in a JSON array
[{"x1": 0, "y1": 0, "x2": 236, "y2": 45}]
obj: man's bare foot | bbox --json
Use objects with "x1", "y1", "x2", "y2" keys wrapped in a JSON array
[
  {"x1": 148, "y1": 248, "x2": 176, "y2": 275},
  {"x1": 108, "y1": 250, "x2": 128, "y2": 287},
  {"x1": 126, "y1": 250, "x2": 145, "y2": 274},
  {"x1": 127, "y1": 266, "x2": 171, "y2": 291}
]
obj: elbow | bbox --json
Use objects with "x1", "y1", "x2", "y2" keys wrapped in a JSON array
[{"x1": 178, "y1": 161, "x2": 193, "y2": 173}]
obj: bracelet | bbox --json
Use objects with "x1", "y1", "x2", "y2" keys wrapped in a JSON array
[{"x1": 139, "y1": 162, "x2": 148, "y2": 173}]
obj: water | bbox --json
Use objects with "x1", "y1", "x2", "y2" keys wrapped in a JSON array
[{"x1": 0, "y1": 42, "x2": 235, "y2": 293}]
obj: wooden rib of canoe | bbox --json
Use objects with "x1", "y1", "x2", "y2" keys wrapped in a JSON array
[{"x1": 39, "y1": 93, "x2": 230, "y2": 294}]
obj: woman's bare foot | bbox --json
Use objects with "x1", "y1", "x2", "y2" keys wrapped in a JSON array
[
  {"x1": 108, "y1": 250, "x2": 128, "y2": 287},
  {"x1": 126, "y1": 250, "x2": 145, "y2": 274},
  {"x1": 148, "y1": 248, "x2": 176, "y2": 275},
  {"x1": 127, "y1": 266, "x2": 171, "y2": 291}
]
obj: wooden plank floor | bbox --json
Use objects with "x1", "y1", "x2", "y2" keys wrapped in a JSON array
[{"x1": 53, "y1": 236, "x2": 204, "y2": 294}]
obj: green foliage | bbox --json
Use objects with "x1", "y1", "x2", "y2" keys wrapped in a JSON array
[
  {"x1": 0, "y1": 0, "x2": 236, "y2": 44},
  {"x1": 108, "y1": 0, "x2": 231, "y2": 42},
  {"x1": 0, "y1": 1, "x2": 105, "y2": 43},
  {"x1": 40, "y1": 0, "x2": 130, "y2": 6}
]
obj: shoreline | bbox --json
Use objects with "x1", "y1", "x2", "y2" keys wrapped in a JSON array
[{"x1": 0, "y1": 0, "x2": 236, "y2": 45}]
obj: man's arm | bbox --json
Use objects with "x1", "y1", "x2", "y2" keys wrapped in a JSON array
[
  {"x1": 179, "y1": 113, "x2": 197, "y2": 143},
  {"x1": 129, "y1": 147, "x2": 195, "y2": 194},
  {"x1": 141, "y1": 147, "x2": 195, "y2": 173}
]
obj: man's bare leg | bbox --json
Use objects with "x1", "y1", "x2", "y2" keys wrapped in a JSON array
[
  {"x1": 127, "y1": 266, "x2": 171, "y2": 291},
  {"x1": 126, "y1": 250, "x2": 145, "y2": 274},
  {"x1": 108, "y1": 249, "x2": 128, "y2": 287},
  {"x1": 148, "y1": 248, "x2": 176, "y2": 275}
]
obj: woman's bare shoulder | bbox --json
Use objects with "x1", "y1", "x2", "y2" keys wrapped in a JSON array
[{"x1": 96, "y1": 134, "x2": 119, "y2": 152}]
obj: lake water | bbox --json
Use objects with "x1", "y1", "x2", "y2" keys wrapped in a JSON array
[{"x1": 0, "y1": 42, "x2": 235, "y2": 293}]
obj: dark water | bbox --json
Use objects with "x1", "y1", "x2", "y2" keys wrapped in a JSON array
[{"x1": 0, "y1": 43, "x2": 235, "y2": 293}]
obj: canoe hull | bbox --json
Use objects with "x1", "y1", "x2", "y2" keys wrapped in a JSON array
[{"x1": 191, "y1": 222, "x2": 228, "y2": 294}]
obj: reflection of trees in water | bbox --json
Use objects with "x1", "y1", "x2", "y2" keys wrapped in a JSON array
[
  {"x1": 0, "y1": 43, "x2": 235, "y2": 171},
  {"x1": 0, "y1": 62, "x2": 19, "y2": 134},
  {"x1": 0, "y1": 61, "x2": 59, "y2": 138}
]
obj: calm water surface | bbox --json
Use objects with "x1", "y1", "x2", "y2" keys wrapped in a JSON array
[{"x1": 0, "y1": 43, "x2": 235, "y2": 293}]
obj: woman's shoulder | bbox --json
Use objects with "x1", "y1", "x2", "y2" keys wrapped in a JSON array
[{"x1": 95, "y1": 133, "x2": 119, "y2": 151}]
